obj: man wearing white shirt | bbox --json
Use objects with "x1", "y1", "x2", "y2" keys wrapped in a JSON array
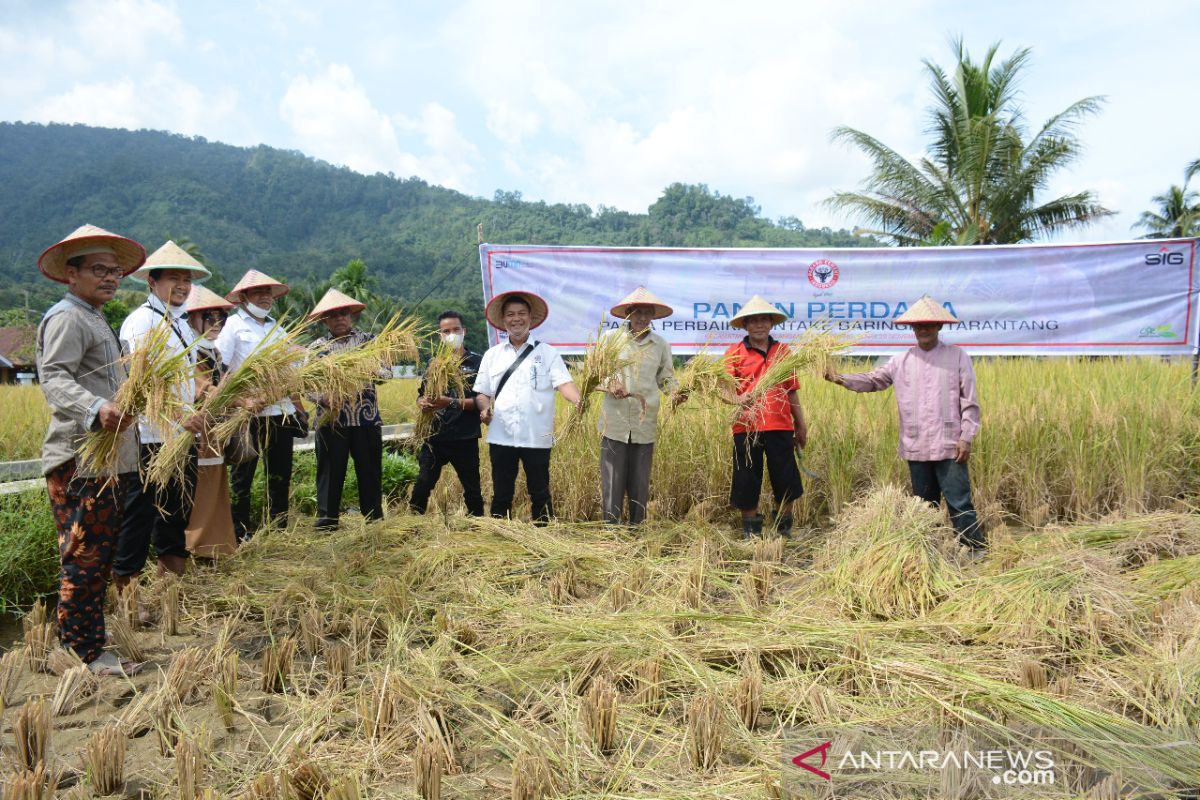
[
  {"x1": 474, "y1": 291, "x2": 582, "y2": 523},
  {"x1": 217, "y1": 270, "x2": 305, "y2": 540},
  {"x1": 115, "y1": 243, "x2": 209, "y2": 583}
]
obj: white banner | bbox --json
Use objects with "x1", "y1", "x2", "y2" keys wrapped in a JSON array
[{"x1": 479, "y1": 240, "x2": 1199, "y2": 355}]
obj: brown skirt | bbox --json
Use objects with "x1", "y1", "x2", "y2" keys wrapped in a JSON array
[{"x1": 185, "y1": 463, "x2": 236, "y2": 558}]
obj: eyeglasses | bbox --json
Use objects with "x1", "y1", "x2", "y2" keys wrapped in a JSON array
[
  {"x1": 80, "y1": 265, "x2": 124, "y2": 279},
  {"x1": 201, "y1": 310, "x2": 228, "y2": 325}
]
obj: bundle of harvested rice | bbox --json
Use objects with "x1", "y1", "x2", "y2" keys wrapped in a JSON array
[
  {"x1": 107, "y1": 615, "x2": 145, "y2": 662},
  {"x1": 934, "y1": 546, "x2": 1141, "y2": 650},
  {"x1": 815, "y1": 485, "x2": 960, "y2": 619},
  {"x1": 24, "y1": 623, "x2": 52, "y2": 673},
  {"x1": 259, "y1": 637, "x2": 295, "y2": 693},
  {"x1": 734, "y1": 658, "x2": 763, "y2": 729},
  {"x1": 288, "y1": 761, "x2": 331, "y2": 800},
  {"x1": 298, "y1": 314, "x2": 422, "y2": 425},
  {"x1": 80, "y1": 320, "x2": 196, "y2": 476},
  {"x1": 736, "y1": 324, "x2": 852, "y2": 422},
  {"x1": 213, "y1": 652, "x2": 238, "y2": 731},
  {"x1": 164, "y1": 647, "x2": 207, "y2": 702},
  {"x1": 561, "y1": 326, "x2": 636, "y2": 437},
  {"x1": 1129, "y1": 554, "x2": 1200, "y2": 604},
  {"x1": 413, "y1": 736, "x2": 445, "y2": 800},
  {"x1": 85, "y1": 724, "x2": 126, "y2": 796},
  {"x1": 1, "y1": 764, "x2": 54, "y2": 800},
  {"x1": 44, "y1": 646, "x2": 83, "y2": 677},
  {"x1": 413, "y1": 340, "x2": 466, "y2": 445},
  {"x1": 510, "y1": 749, "x2": 552, "y2": 800}
]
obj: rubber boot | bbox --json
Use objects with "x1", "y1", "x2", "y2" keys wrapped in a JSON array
[
  {"x1": 774, "y1": 513, "x2": 794, "y2": 538},
  {"x1": 741, "y1": 515, "x2": 764, "y2": 539}
]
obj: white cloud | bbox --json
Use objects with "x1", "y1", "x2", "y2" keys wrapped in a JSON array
[
  {"x1": 25, "y1": 62, "x2": 237, "y2": 135},
  {"x1": 66, "y1": 0, "x2": 183, "y2": 59},
  {"x1": 279, "y1": 63, "x2": 479, "y2": 189}
]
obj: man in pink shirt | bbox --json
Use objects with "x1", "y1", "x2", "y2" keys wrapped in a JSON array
[{"x1": 825, "y1": 296, "x2": 984, "y2": 552}]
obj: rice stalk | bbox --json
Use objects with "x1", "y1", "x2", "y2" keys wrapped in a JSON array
[
  {"x1": 161, "y1": 577, "x2": 181, "y2": 636},
  {"x1": 298, "y1": 314, "x2": 422, "y2": 425},
  {"x1": 633, "y1": 655, "x2": 663, "y2": 710},
  {"x1": 734, "y1": 658, "x2": 763, "y2": 729},
  {"x1": 116, "y1": 581, "x2": 141, "y2": 628},
  {"x1": 107, "y1": 614, "x2": 145, "y2": 662},
  {"x1": 413, "y1": 735, "x2": 445, "y2": 800},
  {"x1": 164, "y1": 647, "x2": 207, "y2": 703},
  {"x1": 44, "y1": 646, "x2": 83, "y2": 677},
  {"x1": 358, "y1": 671, "x2": 398, "y2": 739},
  {"x1": 325, "y1": 640, "x2": 352, "y2": 693},
  {"x1": 298, "y1": 603, "x2": 324, "y2": 655},
  {"x1": 117, "y1": 687, "x2": 162, "y2": 737},
  {"x1": 325, "y1": 774, "x2": 363, "y2": 800},
  {"x1": 259, "y1": 636, "x2": 295, "y2": 693},
  {"x1": 662, "y1": 349, "x2": 736, "y2": 424},
  {"x1": 510, "y1": 749, "x2": 552, "y2": 800},
  {"x1": 416, "y1": 704, "x2": 459, "y2": 774},
  {"x1": 239, "y1": 773, "x2": 281, "y2": 800},
  {"x1": 21, "y1": 601, "x2": 46, "y2": 634},
  {"x1": 1020, "y1": 659, "x2": 1049, "y2": 692},
  {"x1": 412, "y1": 340, "x2": 466, "y2": 445},
  {"x1": 0, "y1": 764, "x2": 54, "y2": 800},
  {"x1": 685, "y1": 690, "x2": 723, "y2": 771},
  {"x1": 176, "y1": 735, "x2": 205, "y2": 800},
  {"x1": 153, "y1": 696, "x2": 183, "y2": 756},
  {"x1": 581, "y1": 675, "x2": 618, "y2": 754},
  {"x1": 348, "y1": 611, "x2": 375, "y2": 663},
  {"x1": 213, "y1": 651, "x2": 238, "y2": 731},
  {"x1": 0, "y1": 647, "x2": 26, "y2": 710},
  {"x1": 288, "y1": 761, "x2": 331, "y2": 800},
  {"x1": 24, "y1": 623, "x2": 52, "y2": 673},
  {"x1": 84, "y1": 724, "x2": 126, "y2": 795},
  {"x1": 14, "y1": 697, "x2": 49, "y2": 770},
  {"x1": 737, "y1": 323, "x2": 853, "y2": 422},
  {"x1": 50, "y1": 664, "x2": 97, "y2": 716}
]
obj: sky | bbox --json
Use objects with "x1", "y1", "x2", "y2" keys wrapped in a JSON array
[{"x1": 1, "y1": 0, "x2": 1196, "y2": 242}]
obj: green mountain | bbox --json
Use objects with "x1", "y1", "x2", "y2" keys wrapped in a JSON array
[{"x1": 0, "y1": 122, "x2": 876, "y2": 337}]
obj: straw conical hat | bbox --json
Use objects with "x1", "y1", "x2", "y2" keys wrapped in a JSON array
[
  {"x1": 225, "y1": 269, "x2": 290, "y2": 304},
  {"x1": 610, "y1": 286, "x2": 673, "y2": 320},
  {"x1": 186, "y1": 284, "x2": 234, "y2": 314},
  {"x1": 485, "y1": 290, "x2": 549, "y2": 330},
  {"x1": 894, "y1": 295, "x2": 960, "y2": 325},
  {"x1": 37, "y1": 224, "x2": 146, "y2": 284},
  {"x1": 308, "y1": 288, "x2": 366, "y2": 322},
  {"x1": 130, "y1": 241, "x2": 212, "y2": 282},
  {"x1": 729, "y1": 295, "x2": 789, "y2": 329}
]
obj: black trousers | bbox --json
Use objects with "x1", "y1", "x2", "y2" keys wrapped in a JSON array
[
  {"x1": 489, "y1": 444, "x2": 553, "y2": 523},
  {"x1": 729, "y1": 430, "x2": 803, "y2": 511},
  {"x1": 410, "y1": 438, "x2": 485, "y2": 516},
  {"x1": 114, "y1": 442, "x2": 197, "y2": 577},
  {"x1": 230, "y1": 415, "x2": 294, "y2": 541},
  {"x1": 315, "y1": 424, "x2": 383, "y2": 529}
]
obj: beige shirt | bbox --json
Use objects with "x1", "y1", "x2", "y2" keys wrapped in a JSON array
[
  {"x1": 597, "y1": 324, "x2": 679, "y2": 445},
  {"x1": 36, "y1": 292, "x2": 137, "y2": 476}
]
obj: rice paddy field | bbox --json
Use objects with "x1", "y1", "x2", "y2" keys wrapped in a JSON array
[{"x1": 1, "y1": 356, "x2": 1199, "y2": 798}]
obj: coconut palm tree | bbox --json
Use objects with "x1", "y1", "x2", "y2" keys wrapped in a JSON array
[
  {"x1": 826, "y1": 39, "x2": 1112, "y2": 245},
  {"x1": 1133, "y1": 183, "x2": 1200, "y2": 239}
]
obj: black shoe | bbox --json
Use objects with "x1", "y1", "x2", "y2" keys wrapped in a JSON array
[
  {"x1": 741, "y1": 516, "x2": 764, "y2": 539},
  {"x1": 773, "y1": 513, "x2": 794, "y2": 538}
]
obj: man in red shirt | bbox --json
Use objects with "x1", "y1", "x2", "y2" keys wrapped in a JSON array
[{"x1": 724, "y1": 295, "x2": 807, "y2": 537}]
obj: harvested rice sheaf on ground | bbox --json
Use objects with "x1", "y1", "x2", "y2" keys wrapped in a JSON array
[
  {"x1": 10, "y1": 494, "x2": 1200, "y2": 798},
  {"x1": 814, "y1": 485, "x2": 961, "y2": 619}
]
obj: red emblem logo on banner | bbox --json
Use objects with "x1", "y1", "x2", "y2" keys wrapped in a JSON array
[{"x1": 808, "y1": 259, "x2": 839, "y2": 289}]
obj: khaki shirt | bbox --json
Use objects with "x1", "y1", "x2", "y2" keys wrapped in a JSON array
[
  {"x1": 36, "y1": 292, "x2": 137, "y2": 476},
  {"x1": 597, "y1": 324, "x2": 679, "y2": 445}
]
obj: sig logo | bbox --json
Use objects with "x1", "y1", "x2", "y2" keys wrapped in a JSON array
[
  {"x1": 1145, "y1": 247, "x2": 1184, "y2": 266},
  {"x1": 808, "y1": 259, "x2": 840, "y2": 289}
]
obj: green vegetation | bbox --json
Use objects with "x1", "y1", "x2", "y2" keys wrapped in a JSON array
[
  {"x1": 1134, "y1": 159, "x2": 1200, "y2": 238},
  {"x1": 0, "y1": 122, "x2": 874, "y2": 351}
]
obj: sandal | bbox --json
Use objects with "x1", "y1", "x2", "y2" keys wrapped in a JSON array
[{"x1": 88, "y1": 651, "x2": 143, "y2": 677}]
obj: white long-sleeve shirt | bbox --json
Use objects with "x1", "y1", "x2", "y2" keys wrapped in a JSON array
[
  {"x1": 215, "y1": 308, "x2": 295, "y2": 417},
  {"x1": 118, "y1": 294, "x2": 196, "y2": 444}
]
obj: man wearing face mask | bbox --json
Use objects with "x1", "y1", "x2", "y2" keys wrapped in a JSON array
[
  {"x1": 217, "y1": 269, "x2": 304, "y2": 540},
  {"x1": 410, "y1": 310, "x2": 485, "y2": 516},
  {"x1": 115, "y1": 242, "x2": 210, "y2": 585},
  {"x1": 36, "y1": 225, "x2": 145, "y2": 676},
  {"x1": 307, "y1": 289, "x2": 385, "y2": 530},
  {"x1": 183, "y1": 283, "x2": 237, "y2": 558}
]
